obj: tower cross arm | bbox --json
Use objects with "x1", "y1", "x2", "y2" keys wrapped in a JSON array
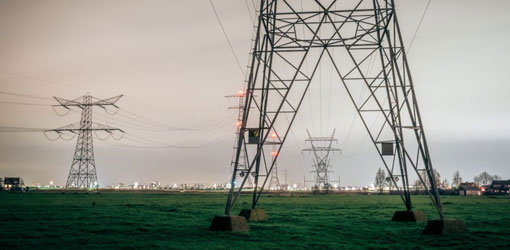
[
  {"x1": 302, "y1": 147, "x2": 341, "y2": 152},
  {"x1": 305, "y1": 137, "x2": 338, "y2": 142},
  {"x1": 53, "y1": 97, "x2": 83, "y2": 109},
  {"x1": 91, "y1": 95, "x2": 123, "y2": 108},
  {"x1": 46, "y1": 122, "x2": 124, "y2": 134},
  {"x1": 52, "y1": 95, "x2": 124, "y2": 109}
]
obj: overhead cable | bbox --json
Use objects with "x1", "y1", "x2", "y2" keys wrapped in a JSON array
[{"x1": 209, "y1": 0, "x2": 246, "y2": 78}]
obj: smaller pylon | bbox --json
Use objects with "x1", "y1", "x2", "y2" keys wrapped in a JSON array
[
  {"x1": 45, "y1": 94, "x2": 123, "y2": 189},
  {"x1": 268, "y1": 132, "x2": 280, "y2": 190},
  {"x1": 302, "y1": 130, "x2": 341, "y2": 191},
  {"x1": 226, "y1": 91, "x2": 253, "y2": 187}
]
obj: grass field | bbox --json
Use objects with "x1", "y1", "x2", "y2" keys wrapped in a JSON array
[{"x1": 1, "y1": 192, "x2": 509, "y2": 249}]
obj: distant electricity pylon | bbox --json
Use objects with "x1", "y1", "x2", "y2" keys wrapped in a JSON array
[
  {"x1": 268, "y1": 133, "x2": 280, "y2": 190},
  {"x1": 45, "y1": 95, "x2": 123, "y2": 189},
  {"x1": 226, "y1": 91, "x2": 253, "y2": 187},
  {"x1": 302, "y1": 130, "x2": 341, "y2": 190},
  {"x1": 216, "y1": 0, "x2": 446, "y2": 229}
]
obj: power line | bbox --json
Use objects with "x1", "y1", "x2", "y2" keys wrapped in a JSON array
[
  {"x1": 0, "y1": 100, "x2": 51, "y2": 106},
  {"x1": 0, "y1": 126, "x2": 46, "y2": 132},
  {"x1": 0, "y1": 89, "x2": 236, "y2": 148},
  {"x1": 0, "y1": 70, "x2": 81, "y2": 90},
  {"x1": 407, "y1": 0, "x2": 432, "y2": 54},
  {"x1": 0, "y1": 90, "x2": 53, "y2": 100},
  {"x1": 209, "y1": 0, "x2": 246, "y2": 78},
  {"x1": 0, "y1": 89, "x2": 233, "y2": 132},
  {"x1": 121, "y1": 96, "x2": 234, "y2": 131},
  {"x1": 108, "y1": 131, "x2": 233, "y2": 149},
  {"x1": 244, "y1": 0, "x2": 255, "y2": 25}
]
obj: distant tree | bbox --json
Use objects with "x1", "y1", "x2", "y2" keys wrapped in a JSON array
[
  {"x1": 441, "y1": 178, "x2": 449, "y2": 189},
  {"x1": 473, "y1": 176, "x2": 480, "y2": 186},
  {"x1": 493, "y1": 175, "x2": 502, "y2": 181},
  {"x1": 452, "y1": 171, "x2": 462, "y2": 188},
  {"x1": 434, "y1": 171, "x2": 441, "y2": 187},
  {"x1": 474, "y1": 172, "x2": 494, "y2": 186},
  {"x1": 375, "y1": 168, "x2": 387, "y2": 192},
  {"x1": 413, "y1": 179, "x2": 422, "y2": 191},
  {"x1": 385, "y1": 176, "x2": 395, "y2": 191},
  {"x1": 420, "y1": 170, "x2": 441, "y2": 189}
]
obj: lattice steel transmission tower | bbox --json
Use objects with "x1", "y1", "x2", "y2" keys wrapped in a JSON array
[
  {"x1": 211, "y1": 0, "x2": 454, "y2": 233},
  {"x1": 268, "y1": 133, "x2": 281, "y2": 190},
  {"x1": 303, "y1": 130, "x2": 341, "y2": 190},
  {"x1": 226, "y1": 91, "x2": 253, "y2": 187},
  {"x1": 45, "y1": 95, "x2": 123, "y2": 189}
]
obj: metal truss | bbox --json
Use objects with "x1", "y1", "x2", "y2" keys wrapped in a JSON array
[
  {"x1": 46, "y1": 95, "x2": 123, "y2": 189},
  {"x1": 224, "y1": 0, "x2": 444, "y2": 220},
  {"x1": 226, "y1": 92, "x2": 253, "y2": 187},
  {"x1": 303, "y1": 129, "x2": 341, "y2": 190},
  {"x1": 268, "y1": 133, "x2": 281, "y2": 190}
]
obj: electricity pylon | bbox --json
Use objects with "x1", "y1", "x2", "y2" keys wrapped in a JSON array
[
  {"x1": 226, "y1": 91, "x2": 253, "y2": 187},
  {"x1": 46, "y1": 95, "x2": 123, "y2": 189},
  {"x1": 268, "y1": 133, "x2": 280, "y2": 190},
  {"x1": 302, "y1": 130, "x2": 341, "y2": 190},
  {"x1": 220, "y1": 0, "x2": 444, "y2": 224}
]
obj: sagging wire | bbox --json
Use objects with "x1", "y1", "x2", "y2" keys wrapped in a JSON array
[
  {"x1": 94, "y1": 130, "x2": 112, "y2": 141},
  {"x1": 0, "y1": 90, "x2": 53, "y2": 101},
  {"x1": 0, "y1": 126, "x2": 46, "y2": 132},
  {"x1": 111, "y1": 132, "x2": 125, "y2": 141},
  {"x1": 52, "y1": 105, "x2": 71, "y2": 116},
  {"x1": 0, "y1": 89, "x2": 236, "y2": 149},
  {"x1": 407, "y1": 0, "x2": 433, "y2": 54},
  {"x1": 102, "y1": 132, "x2": 232, "y2": 150},
  {"x1": 209, "y1": 0, "x2": 247, "y2": 79},
  {"x1": 42, "y1": 130, "x2": 77, "y2": 142},
  {"x1": 0, "y1": 100, "x2": 51, "y2": 106},
  {"x1": 60, "y1": 132, "x2": 77, "y2": 141},
  {"x1": 104, "y1": 106, "x2": 120, "y2": 116},
  {"x1": 43, "y1": 131, "x2": 60, "y2": 141}
]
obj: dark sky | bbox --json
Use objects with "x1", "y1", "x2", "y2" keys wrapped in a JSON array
[{"x1": 0, "y1": 0, "x2": 509, "y2": 187}]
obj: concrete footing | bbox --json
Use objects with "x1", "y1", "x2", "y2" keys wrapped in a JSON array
[
  {"x1": 239, "y1": 208, "x2": 268, "y2": 221},
  {"x1": 209, "y1": 215, "x2": 250, "y2": 232},
  {"x1": 423, "y1": 219, "x2": 467, "y2": 235},
  {"x1": 392, "y1": 210, "x2": 426, "y2": 222}
]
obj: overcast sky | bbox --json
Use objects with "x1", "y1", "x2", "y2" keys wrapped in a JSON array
[{"x1": 0, "y1": 0, "x2": 509, "y2": 187}]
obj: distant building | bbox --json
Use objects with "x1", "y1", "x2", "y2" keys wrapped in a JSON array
[
  {"x1": 3, "y1": 177, "x2": 25, "y2": 191},
  {"x1": 486, "y1": 180, "x2": 510, "y2": 195},
  {"x1": 150, "y1": 181, "x2": 161, "y2": 189},
  {"x1": 458, "y1": 182, "x2": 481, "y2": 196}
]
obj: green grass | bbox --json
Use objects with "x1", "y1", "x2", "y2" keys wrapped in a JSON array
[{"x1": 0, "y1": 192, "x2": 509, "y2": 249}]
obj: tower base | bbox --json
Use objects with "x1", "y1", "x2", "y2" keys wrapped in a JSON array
[
  {"x1": 239, "y1": 208, "x2": 268, "y2": 221},
  {"x1": 392, "y1": 210, "x2": 426, "y2": 222},
  {"x1": 209, "y1": 216, "x2": 249, "y2": 232},
  {"x1": 423, "y1": 219, "x2": 467, "y2": 235}
]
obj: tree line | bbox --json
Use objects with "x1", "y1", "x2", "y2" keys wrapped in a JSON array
[{"x1": 374, "y1": 168, "x2": 503, "y2": 191}]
